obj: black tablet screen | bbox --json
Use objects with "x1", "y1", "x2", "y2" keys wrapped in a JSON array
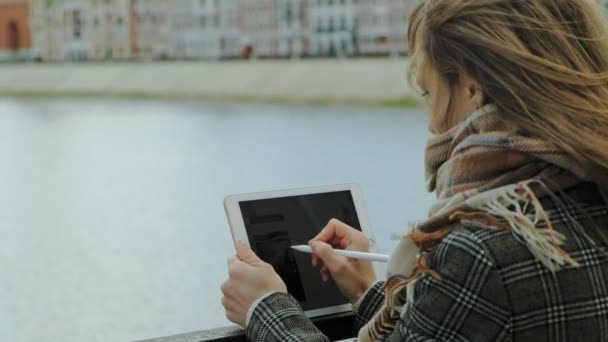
[{"x1": 239, "y1": 190, "x2": 361, "y2": 311}]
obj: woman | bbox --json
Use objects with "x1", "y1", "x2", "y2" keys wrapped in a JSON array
[{"x1": 221, "y1": 0, "x2": 608, "y2": 340}]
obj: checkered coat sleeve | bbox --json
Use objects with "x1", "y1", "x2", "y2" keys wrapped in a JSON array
[
  {"x1": 245, "y1": 280, "x2": 386, "y2": 342},
  {"x1": 246, "y1": 183, "x2": 608, "y2": 342},
  {"x1": 246, "y1": 228, "x2": 513, "y2": 342}
]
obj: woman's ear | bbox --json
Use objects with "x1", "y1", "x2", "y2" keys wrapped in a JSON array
[{"x1": 463, "y1": 74, "x2": 485, "y2": 109}]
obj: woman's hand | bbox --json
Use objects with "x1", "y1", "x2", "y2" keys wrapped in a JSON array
[
  {"x1": 309, "y1": 219, "x2": 377, "y2": 303},
  {"x1": 221, "y1": 240, "x2": 287, "y2": 327}
]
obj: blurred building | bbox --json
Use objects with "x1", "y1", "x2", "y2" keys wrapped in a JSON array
[
  {"x1": 31, "y1": 0, "x2": 133, "y2": 61},
  {"x1": 132, "y1": 0, "x2": 172, "y2": 60},
  {"x1": 308, "y1": 0, "x2": 356, "y2": 57},
  {"x1": 0, "y1": 0, "x2": 31, "y2": 61},
  {"x1": 170, "y1": 0, "x2": 242, "y2": 60},
  {"x1": 172, "y1": 0, "x2": 221, "y2": 60},
  {"x1": 28, "y1": 0, "x2": 418, "y2": 61},
  {"x1": 276, "y1": 0, "x2": 307, "y2": 58},
  {"x1": 59, "y1": 0, "x2": 90, "y2": 61},
  {"x1": 387, "y1": 0, "x2": 413, "y2": 55},
  {"x1": 218, "y1": 0, "x2": 242, "y2": 58},
  {"x1": 354, "y1": 0, "x2": 390, "y2": 55},
  {"x1": 354, "y1": 0, "x2": 412, "y2": 56},
  {"x1": 88, "y1": 0, "x2": 134, "y2": 61},
  {"x1": 240, "y1": 0, "x2": 278, "y2": 57},
  {"x1": 30, "y1": 0, "x2": 62, "y2": 61}
]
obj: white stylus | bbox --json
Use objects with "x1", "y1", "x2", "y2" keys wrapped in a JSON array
[{"x1": 291, "y1": 245, "x2": 389, "y2": 263}]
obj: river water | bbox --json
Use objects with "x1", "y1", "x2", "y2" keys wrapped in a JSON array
[{"x1": 0, "y1": 98, "x2": 434, "y2": 342}]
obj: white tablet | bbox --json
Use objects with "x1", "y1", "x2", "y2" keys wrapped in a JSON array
[{"x1": 224, "y1": 183, "x2": 378, "y2": 318}]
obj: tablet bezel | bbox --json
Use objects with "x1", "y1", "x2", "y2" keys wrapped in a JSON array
[{"x1": 223, "y1": 183, "x2": 379, "y2": 318}]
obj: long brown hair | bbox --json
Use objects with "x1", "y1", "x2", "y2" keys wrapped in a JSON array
[{"x1": 408, "y1": 0, "x2": 608, "y2": 189}]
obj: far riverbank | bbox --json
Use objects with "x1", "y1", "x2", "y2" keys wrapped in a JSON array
[{"x1": 0, "y1": 58, "x2": 422, "y2": 108}]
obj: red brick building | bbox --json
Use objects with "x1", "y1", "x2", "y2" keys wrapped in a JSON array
[{"x1": 0, "y1": 0, "x2": 31, "y2": 54}]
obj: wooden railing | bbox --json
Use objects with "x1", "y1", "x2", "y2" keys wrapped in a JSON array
[{"x1": 136, "y1": 312, "x2": 355, "y2": 342}]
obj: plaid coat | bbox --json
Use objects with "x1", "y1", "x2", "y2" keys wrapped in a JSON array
[{"x1": 246, "y1": 182, "x2": 608, "y2": 341}]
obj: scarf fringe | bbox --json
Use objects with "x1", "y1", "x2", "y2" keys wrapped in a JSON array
[
  {"x1": 464, "y1": 180, "x2": 579, "y2": 272},
  {"x1": 357, "y1": 278, "x2": 418, "y2": 342}
]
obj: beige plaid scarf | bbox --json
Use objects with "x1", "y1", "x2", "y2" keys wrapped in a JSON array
[{"x1": 358, "y1": 104, "x2": 589, "y2": 341}]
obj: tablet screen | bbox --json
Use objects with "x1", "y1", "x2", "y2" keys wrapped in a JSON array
[{"x1": 238, "y1": 190, "x2": 361, "y2": 311}]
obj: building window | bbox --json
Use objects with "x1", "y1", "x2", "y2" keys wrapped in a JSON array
[
  {"x1": 286, "y1": 7, "x2": 292, "y2": 25},
  {"x1": 73, "y1": 10, "x2": 83, "y2": 39},
  {"x1": 7, "y1": 21, "x2": 19, "y2": 50}
]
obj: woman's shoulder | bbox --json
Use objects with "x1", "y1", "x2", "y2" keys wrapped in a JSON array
[
  {"x1": 420, "y1": 183, "x2": 608, "y2": 340},
  {"x1": 431, "y1": 224, "x2": 521, "y2": 270},
  {"x1": 429, "y1": 224, "x2": 512, "y2": 272},
  {"x1": 430, "y1": 181, "x2": 608, "y2": 280}
]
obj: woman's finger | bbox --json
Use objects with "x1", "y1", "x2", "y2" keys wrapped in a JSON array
[
  {"x1": 236, "y1": 240, "x2": 264, "y2": 266},
  {"x1": 226, "y1": 312, "x2": 237, "y2": 324},
  {"x1": 321, "y1": 270, "x2": 329, "y2": 282},
  {"x1": 330, "y1": 235, "x2": 351, "y2": 249},
  {"x1": 227, "y1": 255, "x2": 239, "y2": 268},
  {"x1": 310, "y1": 241, "x2": 349, "y2": 274},
  {"x1": 312, "y1": 255, "x2": 327, "y2": 269},
  {"x1": 310, "y1": 218, "x2": 349, "y2": 243},
  {"x1": 311, "y1": 219, "x2": 366, "y2": 250},
  {"x1": 227, "y1": 258, "x2": 249, "y2": 278},
  {"x1": 220, "y1": 280, "x2": 230, "y2": 295}
]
